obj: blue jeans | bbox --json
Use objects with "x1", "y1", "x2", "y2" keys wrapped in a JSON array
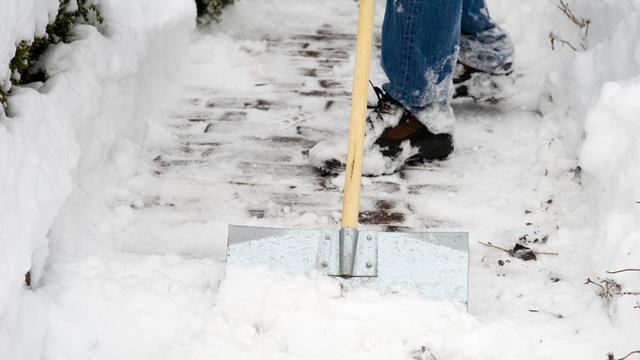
[{"x1": 381, "y1": 0, "x2": 511, "y2": 112}]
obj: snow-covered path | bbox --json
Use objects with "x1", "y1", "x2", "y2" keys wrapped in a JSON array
[{"x1": 37, "y1": 1, "x2": 632, "y2": 359}]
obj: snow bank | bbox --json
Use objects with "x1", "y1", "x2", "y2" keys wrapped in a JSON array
[
  {"x1": 0, "y1": 0, "x2": 195, "y2": 358},
  {"x1": 540, "y1": 0, "x2": 640, "y2": 328}
]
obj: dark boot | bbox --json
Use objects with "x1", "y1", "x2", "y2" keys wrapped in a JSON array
[{"x1": 308, "y1": 86, "x2": 454, "y2": 176}]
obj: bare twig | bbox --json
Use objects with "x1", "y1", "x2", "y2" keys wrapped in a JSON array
[
  {"x1": 586, "y1": 278, "x2": 606, "y2": 292},
  {"x1": 549, "y1": 32, "x2": 578, "y2": 51},
  {"x1": 608, "y1": 350, "x2": 640, "y2": 360},
  {"x1": 536, "y1": 251, "x2": 560, "y2": 256},
  {"x1": 585, "y1": 278, "x2": 622, "y2": 300},
  {"x1": 478, "y1": 241, "x2": 510, "y2": 253},
  {"x1": 552, "y1": 0, "x2": 591, "y2": 51},
  {"x1": 607, "y1": 269, "x2": 640, "y2": 274},
  {"x1": 478, "y1": 241, "x2": 559, "y2": 256},
  {"x1": 557, "y1": 0, "x2": 589, "y2": 28},
  {"x1": 586, "y1": 278, "x2": 640, "y2": 299}
]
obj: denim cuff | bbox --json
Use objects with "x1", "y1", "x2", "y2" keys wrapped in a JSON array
[
  {"x1": 381, "y1": 83, "x2": 455, "y2": 135},
  {"x1": 458, "y1": 26, "x2": 514, "y2": 74}
]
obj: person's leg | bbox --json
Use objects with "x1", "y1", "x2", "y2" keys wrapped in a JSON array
[
  {"x1": 381, "y1": 0, "x2": 463, "y2": 118},
  {"x1": 461, "y1": 0, "x2": 495, "y2": 34},
  {"x1": 458, "y1": 0, "x2": 513, "y2": 74},
  {"x1": 308, "y1": 0, "x2": 462, "y2": 175}
]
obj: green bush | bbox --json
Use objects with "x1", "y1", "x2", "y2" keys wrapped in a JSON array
[
  {"x1": 1, "y1": 0, "x2": 104, "y2": 115},
  {"x1": 0, "y1": 90, "x2": 8, "y2": 115},
  {"x1": 195, "y1": 0, "x2": 235, "y2": 25}
]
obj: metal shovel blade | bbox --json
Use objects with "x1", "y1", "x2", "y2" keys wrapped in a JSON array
[{"x1": 226, "y1": 225, "x2": 469, "y2": 303}]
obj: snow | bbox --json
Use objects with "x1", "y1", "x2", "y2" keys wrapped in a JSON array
[
  {"x1": 307, "y1": 97, "x2": 421, "y2": 176},
  {"x1": 0, "y1": 0, "x2": 195, "y2": 358},
  {"x1": 539, "y1": 0, "x2": 640, "y2": 331},
  {"x1": 1, "y1": 0, "x2": 640, "y2": 359}
]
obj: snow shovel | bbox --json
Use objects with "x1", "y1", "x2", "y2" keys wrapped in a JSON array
[{"x1": 226, "y1": 0, "x2": 468, "y2": 302}]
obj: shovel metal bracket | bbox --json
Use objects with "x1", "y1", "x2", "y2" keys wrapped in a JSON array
[{"x1": 317, "y1": 230, "x2": 378, "y2": 277}]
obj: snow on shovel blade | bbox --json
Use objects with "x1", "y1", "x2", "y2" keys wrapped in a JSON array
[{"x1": 226, "y1": 225, "x2": 468, "y2": 303}]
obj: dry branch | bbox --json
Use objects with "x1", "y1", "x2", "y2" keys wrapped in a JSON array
[
  {"x1": 551, "y1": 0, "x2": 591, "y2": 51},
  {"x1": 557, "y1": 0, "x2": 590, "y2": 29},
  {"x1": 549, "y1": 32, "x2": 578, "y2": 51},
  {"x1": 479, "y1": 241, "x2": 509, "y2": 252},
  {"x1": 586, "y1": 278, "x2": 640, "y2": 299},
  {"x1": 479, "y1": 241, "x2": 559, "y2": 257},
  {"x1": 608, "y1": 350, "x2": 640, "y2": 360},
  {"x1": 607, "y1": 269, "x2": 640, "y2": 274}
]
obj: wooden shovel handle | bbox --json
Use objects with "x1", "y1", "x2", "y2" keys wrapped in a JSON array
[{"x1": 341, "y1": 0, "x2": 376, "y2": 229}]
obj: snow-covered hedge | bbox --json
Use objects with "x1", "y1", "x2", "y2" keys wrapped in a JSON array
[
  {"x1": 0, "y1": 0, "x2": 195, "y2": 357},
  {"x1": 1, "y1": 0, "x2": 104, "y2": 114},
  {"x1": 196, "y1": 0, "x2": 235, "y2": 24},
  {"x1": 1, "y1": 1, "x2": 54, "y2": 114}
]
